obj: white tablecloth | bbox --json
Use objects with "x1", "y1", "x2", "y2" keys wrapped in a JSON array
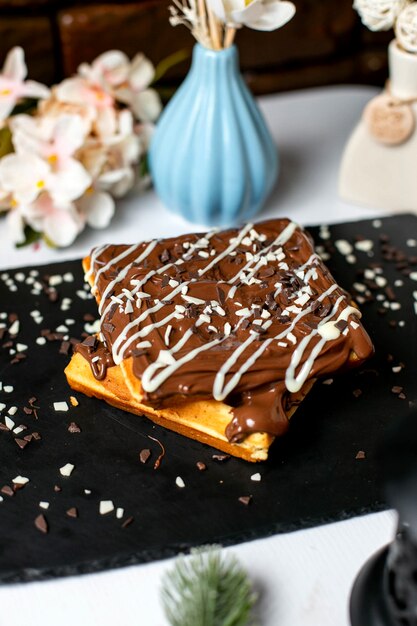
[{"x1": 0, "y1": 86, "x2": 398, "y2": 626}]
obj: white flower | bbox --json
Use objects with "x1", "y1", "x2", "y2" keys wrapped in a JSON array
[
  {"x1": 113, "y1": 53, "x2": 162, "y2": 122},
  {"x1": 9, "y1": 114, "x2": 92, "y2": 204},
  {"x1": 396, "y1": 3, "x2": 417, "y2": 52},
  {"x1": 76, "y1": 189, "x2": 115, "y2": 229},
  {"x1": 0, "y1": 47, "x2": 50, "y2": 121},
  {"x1": 0, "y1": 153, "x2": 50, "y2": 204},
  {"x1": 7, "y1": 192, "x2": 85, "y2": 247},
  {"x1": 78, "y1": 50, "x2": 131, "y2": 88},
  {"x1": 353, "y1": 0, "x2": 411, "y2": 32},
  {"x1": 206, "y1": 0, "x2": 295, "y2": 31}
]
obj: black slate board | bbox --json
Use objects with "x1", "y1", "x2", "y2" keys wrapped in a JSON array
[{"x1": 0, "y1": 214, "x2": 416, "y2": 584}]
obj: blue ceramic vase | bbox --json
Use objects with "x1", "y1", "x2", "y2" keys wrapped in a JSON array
[{"x1": 149, "y1": 43, "x2": 278, "y2": 227}]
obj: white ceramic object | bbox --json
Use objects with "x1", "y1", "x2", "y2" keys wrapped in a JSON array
[{"x1": 339, "y1": 39, "x2": 417, "y2": 213}]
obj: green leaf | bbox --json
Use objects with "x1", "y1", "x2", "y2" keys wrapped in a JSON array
[
  {"x1": 139, "y1": 153, "x2": 150, "y2": 178},
  {"x1": 15, "y1": 225, "x2": 42, "y2": 249},
  {"x1": 153, "y1": 48, "x2": 191, "y2": 84},
  {"x1": 0, "y1": 126, "x2": 14, "y2": 158},
  {"x1": 161, "y1": 546, "x2": 258, "y2": 626}
]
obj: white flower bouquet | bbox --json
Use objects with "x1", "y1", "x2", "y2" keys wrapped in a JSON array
[
  {"x1": 169, "y1": 0, "x2": 295, "y2": 49},
  {"x1": 0, "y1": 47, "x2": 162, "y2": 248},
  {"x1": 354, "y1": 0, "x2": 417, "y2": 52}
]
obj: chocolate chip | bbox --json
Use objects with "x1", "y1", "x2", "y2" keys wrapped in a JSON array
[
  {"x1": 54, "y1": 485, "x2": 61, "y2": 492},
  {"x1": 160, "y1": 249, "x2": 170, "y2": 263},
  {"x1": 15, "y1": 438, "x2": 28, "y2": 449},
  {"x1": 83, "y1": 313, "x2": 95, "y2": 322},
  {"x1": 238, "y1": 495, "x2": 252, "y2": 506},
  {"x1": 121, "y1": 516, "x2": 134, "y2": 528},
  {"x1": 212, "y1": 454, "x2": 230, "y2": 462},
  {"x1": 82, "y1": 336, "x2": 97, "y2": 349},
  {"x1": 335, "y1": 319, "x2": 348, "y2": 332},
  {"x1": 139, "y1": 448, "x2": 151, "y2": 464},
  {"x1": 196, "y1": 461, "x2": 207, "y2": 471},
  {"x1": 355, "y1": 450, "x2": 366, "y2": 460},
  {"x1": 68, "y1": 422, "x2": 81, "y2": 433},
  {"x1": 1, "y1": 485, "x2": 14, "y2": 497},
  {"x1": 34, "y1": 514, "x2": 48, "y2": 533},
  {"x1": 59, "y1": 341, "x2": 71, "y2": 355},
  {"x1": 32, "y1": 432, "x2": 41, "y2": 440},
  {"x1": 23, "y1": 407, "x2": 33, "y2": 415},
  {"x1": 353, "y1": 389, "x2": 362, "y2": 398},
  {"x1": 66, "y1": 507, "x2": 78, "y2": 518},
  {"x1": 258, "y1": 267, "x2": 275, "y2": 278},
  {"x1": 108, "y1": 303, "x2": 118, "y2": 321},
  {"x1": 391, "y1": 386, "x2": 403, "y2": 394},
  {"x1": 131, "y1": 348, "x2": 148, "y2": 358},
  {"x1": 216, "y1": 286, "x2": 226, "y2": 305}
]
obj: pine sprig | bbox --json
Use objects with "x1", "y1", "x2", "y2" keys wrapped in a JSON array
[{"x1": 161, "y1": 546, "x2": 258, "y2": 626}]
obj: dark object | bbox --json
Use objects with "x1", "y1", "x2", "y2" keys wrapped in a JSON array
[
  {"x1": 350, "y1": 406, "x2": 417, "y2": 625},
  {"x1": 0, "y1": 1, "x2": 391, "y2": 95},
  {"x1": 0, "y1": 215, "x2": 416, "y2": 583}
]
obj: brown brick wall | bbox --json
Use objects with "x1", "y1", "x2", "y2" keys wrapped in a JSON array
[{"x1": 0, "y1": 0, "x2": 392, "y2": 94}]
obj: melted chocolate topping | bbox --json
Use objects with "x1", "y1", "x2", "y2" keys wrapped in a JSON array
[{"x1": 77, "y1": 219, "x2": 374, "y2": 441}]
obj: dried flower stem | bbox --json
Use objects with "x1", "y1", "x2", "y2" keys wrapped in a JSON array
[
  {"x1": 224, "y1": 26, "x2": 237, "y2": 48},
  {"x1": 197, "y1": 0, "x2": 208, "y2": 38},
  {"x1": 207, "y1": 6, "x2": 222, "y2": 50}
]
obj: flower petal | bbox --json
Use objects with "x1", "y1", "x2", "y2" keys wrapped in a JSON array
[
  {"x1": 0, "y1": 153, "x2": 50, "y2": 203},
  {"x1": 0, "y1": 98, "x2": 16, "y2": 121},
  {"x1": 235, "y1": 0, "x2": 295, "y2": 31},
  {"x1": 22, "y1": 80, "x2": 50, "y2": 100},
  {"x1": 48, "y1": 158, "x2": 92, "y2": 203},
  {"x1": 52, "y1": 114, "x2": 88, "y2": 156},
  {"x1": 6, "y1": 207, "x2": 26, "y2": 244},
  {"x1": 131, "y1": 89, "x2": 162, "y2": 122},
  {"x1": 129, "y1": 54, "x2": 155, "y2": 91},
  {"x1": 78, "y1": 189, "x2": 115, "y2": 228},
  {"x1": 43, "y1": 204, "x2": 84, "y2": 247},
  {"x1": 2, "y1": 47, "x2": 27, "y2": 82},
  {"x1": 92, "y1": 50, "x2": 130, "y2": 86}
]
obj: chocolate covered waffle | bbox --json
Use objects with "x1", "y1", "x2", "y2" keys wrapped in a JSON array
[{"x1": 65, "y1": 219, "x2": 374, "y2": 461}]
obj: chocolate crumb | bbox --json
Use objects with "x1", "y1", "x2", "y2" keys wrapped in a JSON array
[
  {"x1": 1, "y1": 485, "x2": 14, "y2": 497},
  {"x1": 15, "y1": 438, "x2": 28, "y2": 449},
  {"x1": 34, "y1": 514, "x2": 48, "y2": 534},
  {"x1": 32, "y1": 432, "x2": 41, "y2": 440},
  {"x1": 398, "y1": 392, "x2": 406, "y2": 400},
  {"x1": 59, "y1": 341, "x2": 71, "y2": 355},
  {"x1": 196, "y1": 461, "x2": 207, "y2": 471},
  {"x1": 356, "y1": 450, "x2": 366, "y2": 460},
  {"x1": 121, "y1": 516, "x2": 134, "y2": 528},
  {"x1": 391, "y1": 386, "x2": 403, "y2": 395},
  {"x1": 139, "y1": 448, "x2": 151, "y2": 464},
  {"x1": 212, "y1": 454, "x2": 230, "y2": 462},
  {"x1": 68, "y1": 422, "x2": 81, "y2": 433},
  {"x1": 54, "y1": 485, "x2": 61, "y2": 492},
  {"x1": 66, "y1": 507, "x2": 78, "y2": 518},
  {"x1": 353, "y1": 389, "x2": 362, "y2": 398},
  {"x1": 238, "y1": 495, "x2": 252, "y2": 506},
  {"x1": 83, "y1": 313, "x2": 95, "y2": 322}
]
